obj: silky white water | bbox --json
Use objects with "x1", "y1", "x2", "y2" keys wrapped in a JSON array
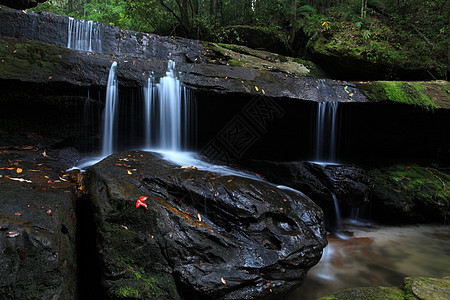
[
  {"x1": 67, "y1": 17, "x2": 102, "y2": 52},
  {"x1": 143, "y1": 60, "x2": 195, "y2": 151},
  {"x1": 315, "y1": 101, "x2": 338, "y2": 162},
  {"x1": 101, "y1": 61, "x2": 118, "y2": 157}
]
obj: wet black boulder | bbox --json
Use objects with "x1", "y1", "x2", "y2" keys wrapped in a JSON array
[{"x1": 86, "y1": 151, "x2": 327, "y2": 299}]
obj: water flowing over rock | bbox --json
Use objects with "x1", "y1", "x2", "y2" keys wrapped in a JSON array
[
  {"x1": 242, "y1": 160, "x2": 371, "y2": 227},
  {"x1": 86, "y1": 151, "x2": 327, "y2": 299}
]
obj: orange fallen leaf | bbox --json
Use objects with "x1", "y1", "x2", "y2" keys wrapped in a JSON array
[
  {"x1": 16, "y1": 168, "x2": 23, "y2": 173},
  {"x1": 46, "y1": 209, "x2": 52, "y2": 214},
  {"x1": 221, "y1": 277, "x2": 226, "y2": 284},
  {"x1": 15, "y1": 212, "x2": 22, "y2": 216}
]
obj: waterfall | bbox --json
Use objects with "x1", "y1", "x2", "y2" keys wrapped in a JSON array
[
  {"x1": 67, "y1": 17, "x2": 102, "y2": 52},
  {"x1": 143, "y1": 60, "x2": 196, "y2": 151},
  {"x1": 315, "y1": 101, "x2": 339, "y2": 162},
  {"x1": 101, "y1": 61, "x2": 118, "y2": 157},
  {"x1": 332, "y1": 193, "x2": 342, "y2": 231}
]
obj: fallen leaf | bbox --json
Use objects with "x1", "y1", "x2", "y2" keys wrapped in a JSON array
[
  {"x1": 221, "y1": 277, "x2": 226, "y2": 285},
  {"x1": 262, "y1": 89, "x2": 265, "y2": 95},
  {"x1": 9, "y1": 177, "x2": 32, "y2": 183},
  {"x1": 349, "y1": 93, "x2": 354, "y2": 97},
  {"x1": 136, "y1": 196, "x2": 148, "y2": 210},
  {"x1": 181, "y1": 165, "x2": 198, "y2": 170},
  {"x1": 15, "y1": 212, "x2": 22, "y2": 216},
  {"x1": 197, "y1": 213, "x2": 201, "y2": 222},
  {"x1": 255, "y1": 86, "x2": 259, "y2": 91},
  {"x1": 16, "y1": 168, "x2": 23, "y2": 173},
  {"x1": 46, "y1": 209, "x2": 52, "y2": 214},
  {"x1": 127, "y1": 170, "x2": 132, "y2": 175},
  {"x1": 227, "y1": 179, "x2": 233, "y2": 183},
  {"x1": 7, "y1": 231, "x2": 20, "y2": 238},
  {"x1": 121, "y1": 225, "x2": 128, "y2": 230}
]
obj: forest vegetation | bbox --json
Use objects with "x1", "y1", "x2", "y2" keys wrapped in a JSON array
[{"x1": 31, "y1": 0, "x2": 449, "y2": 79}]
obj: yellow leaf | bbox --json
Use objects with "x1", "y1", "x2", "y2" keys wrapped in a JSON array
[
  {"x1": 262, "y1": 89, "x2": 265, "y2": 95},
  {"x1": 221, "y1": 277, "x2": 226, "y2": 285},
  {"x1": 197, "y1": 213, "x2": 201, "y2": 222},
  {"x1": 127, "y1": 170, "x2": 132, "y2": 175},
  {"x1": 16, "y1": 168, "x2": 23, "y2": 173},
  {"x1": 255, "y1": 86, "x2": 259, "y2": 91}
]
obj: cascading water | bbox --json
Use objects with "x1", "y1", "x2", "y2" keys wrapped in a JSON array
[
  {"x1": 315, "y1": 101, "x2": 339, "y2": 162},
  {"x1": 143, "y1": 61, "x2": 196, "y2": 151},
  {"x1": 101, "y1": 61, "x2": 118, "y2": 157},
  {"x1": 67, "y1": 17, "x2": 102, "y2": 52}
]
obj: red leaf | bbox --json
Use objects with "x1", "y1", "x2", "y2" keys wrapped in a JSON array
[{"x1": 136, "y1": 196, "x2": 148, "y2": 210}]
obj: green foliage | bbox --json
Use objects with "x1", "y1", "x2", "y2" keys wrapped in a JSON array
[{"x1": 29, "y1": 0, "x2": 449, "y2": 79}]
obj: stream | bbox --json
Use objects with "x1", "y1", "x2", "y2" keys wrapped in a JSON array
[{"x1": 286, "y1": 222, "x2": 450, "y2": 299}]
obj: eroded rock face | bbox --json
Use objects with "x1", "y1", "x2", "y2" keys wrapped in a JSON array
[
  {"x1": 86, "y1": 151, "x2": 327, "y2": 299},
  {"x1": 0, "y1": 148, "x2": 78, "y2": 299}
]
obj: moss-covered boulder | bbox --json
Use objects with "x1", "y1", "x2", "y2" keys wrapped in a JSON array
[
  {"x1": 368, "y1": 164, "x2": 450, "y2": 223},
  {"x1": 319, "y1": 276, "x2": 450, "y2": 300},
  {"x1": 357, "y1": 80, "x2": 450, "y2": 110}
]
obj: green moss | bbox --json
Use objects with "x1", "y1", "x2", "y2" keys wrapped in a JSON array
[
  {"x1": 203, "y1": 41, "x2": 326, "y2": 77},
  {"x1": 368, "y1": 164, "x2": 450, "y2": 218},
  {"x1": 115, "y1": 286, "x2": 140, "y2": 298},
  {"x1": 0, "y1": 39, "x2": 72, "y2": 82},
  {"x1": 319, "y1": 276, "x2": 450, "y2": 299},
  {"x1": 357, "y1": 81, "x2": 449, "y2": 109}
]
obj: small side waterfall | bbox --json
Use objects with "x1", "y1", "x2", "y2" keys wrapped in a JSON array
[
  {"x1": 143, "y1": 61, "x2": 196, "y2": 151},
  {"x1": 101, "y1": 61, "x2": 118, "y2": 157},
  {"x1": 315, "y1": 101, "x2": 339, "y2": 162},
  {"x1": 67, "y1": 17, "x2": 102, "y2": 52},
  {"x1": 331, "y1": 193, "x2": 342, "y2": 231}
]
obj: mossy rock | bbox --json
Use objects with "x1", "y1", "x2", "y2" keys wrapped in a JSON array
[
  {"x1": 203, "y1": 41, "x2": 328, "y2": 78},
  {"x1": 368, "y1": 164, "x2": 450, "y2": 223},
  {"x1": 357, "y1": 80, "x2": 450, "y2": 109},
  {"x1": 319, "y1": 276, "x2": 450, "y2": 300}
]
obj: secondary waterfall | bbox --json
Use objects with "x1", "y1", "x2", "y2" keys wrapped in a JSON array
[
  {"x1": 143, "y1": 61, "x2": 196, "y2": 151},
  {"x1": 67, "y1": 17, "x2": 102, "y2": 52},
  {"x1": 101, "y1": 61, "x2": 118, "y2": 157},
  {"x1": 315, "y1": 101, "x2": 339, "y2": 162}
]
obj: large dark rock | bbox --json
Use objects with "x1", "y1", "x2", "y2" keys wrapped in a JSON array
[
  {"x1": 86, "y1": 151, "x2": 327, "y2": 299},
  {"x1": 242, "y1": 160, "x2": 371, "y2": 224},
  {"x1": 0, "y1": 148, "x2": 78, "y2": 299}
]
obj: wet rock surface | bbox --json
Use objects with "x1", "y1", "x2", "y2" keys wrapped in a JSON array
[
  {"x1": 242, "y1": 160, "x2": 371, "y2": 225},
  {"x1": 86, "y1": 151, "x2": 327, "y2": 299},
  {"x1": 0, "y1": 147, "x2": 78, "y2": 299},
  {"x1": 0, "y1": 6, "x2": 368, "y2": 103}
]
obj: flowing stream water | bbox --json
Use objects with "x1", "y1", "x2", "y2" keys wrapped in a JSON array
[{"x1": 286, "y1": 223, "x2": 450, "y2": 299}]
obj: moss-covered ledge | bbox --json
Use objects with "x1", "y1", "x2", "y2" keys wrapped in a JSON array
[
  {"x1": 357, "y1": 80, "x2": 450, "y2": 109},
  {"x1": 203, "y1": 42, "x2": 328, "y2": 78},
  {"x1": 319, "y1": 276, "x2": 450, "y2": 300}
]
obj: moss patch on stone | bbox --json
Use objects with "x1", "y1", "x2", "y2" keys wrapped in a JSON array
[
  {"x1": 357, "y1": 80, "x2": 449, "y2": 109},
  {"x1": 0, "y1": 39, "x2": 72, "y2": 82},
  {"x1": 203, "y1": 41, "x2": 327, "y2": 78},
  {"x1": 368, "y1": 164, "x2": 450, "y2": 221},
  {"x1": 319, "y1": 276, "x2": 450, "y2": 300}
]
